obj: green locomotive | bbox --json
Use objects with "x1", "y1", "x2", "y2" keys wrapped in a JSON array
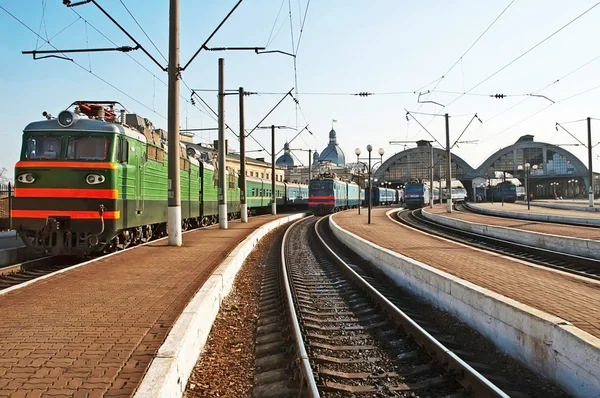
[{"x1": 12, "y1": 101, "x2": 302, "y2": 256}]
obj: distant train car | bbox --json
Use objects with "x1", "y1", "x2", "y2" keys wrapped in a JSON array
[
  {"x1": 347, "y1": 182, "x2": 361, "y2": 208},
  {"x1": 404, "y1": 181, "x2": 430, "y2": 209},
  {"x1": 284, "y1": 182, "x2": 309, "y2": 209},
  {"x1": 487, "y1": 182, "x2": 517, "y2": 203},
  {"x1": 371, "y1": 187, "x2": 396, "y2": 206}
]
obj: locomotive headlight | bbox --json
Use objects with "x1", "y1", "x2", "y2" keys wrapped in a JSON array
[
  {"x1": 17, "y1": 173, "x2": 35, "y2": 184},
  {"x1": 57, "y1": 110, "x2": 78, "y2": 127},
  {"x1": 86, "y1": 174, "x2": 105, "y2": 185}
]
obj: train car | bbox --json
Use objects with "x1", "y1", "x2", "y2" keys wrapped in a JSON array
[
  {"x1": 347, "y1": 181, "x2": 361, "y2": 208},
  {"x1": 284, "y1": 182, "x2": 309, "y2": 209},
  {"x1": 245, "y1": 176, "x2": 286, "y2": 214},
  {"x1": 370, "y1": 187, "x2": 396, "y2": 206},
  {"x1": 404, "y1": 181, "x2": 430, "y2": 209},
  {"x1": 487, "y1": 181, "x2": 517, "y2": 203}
]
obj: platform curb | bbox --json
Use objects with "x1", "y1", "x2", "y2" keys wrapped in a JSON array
[
  {"x1": 329, "y1": 210, "x2": 600, "y2": 398},
  {"x1": 133, "y1": 212, "x2": 308, "y2": 398},
  {"x1": 465, "y1": 202, "x2": 600, "y2": 226},
  {"x1": 527, "y1": 201, "x2": 600, "y2": 213},
  {"x1": 422, "y1": 207, "x2": 600, "y2": 260}
]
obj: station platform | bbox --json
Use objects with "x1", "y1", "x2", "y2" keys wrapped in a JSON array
[
  {"x1": 0, "y1": 213, "x2": 296, "y2": 397},
  {"x1": 332, "y1": 208, "x2": 600, "y2": 338},
  {"x1": 430, "y1": 205, "x2": 600, "y2": 240}
]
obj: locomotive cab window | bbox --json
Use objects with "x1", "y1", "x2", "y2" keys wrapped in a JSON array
[
  {"x1": 24, "y1": 135, "x2": 63, "y2": 160},
  {"x1": 67, "y1": 135, "x2": 109, "y2": 161},
  {"x1": 118, "y1": 137, "x2": 129, "y2": 163}
]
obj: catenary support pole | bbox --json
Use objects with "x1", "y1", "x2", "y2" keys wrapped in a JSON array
[
  {"x1": 429, "y1": 143, "x2": 434, "y2": 208},
  {"x1": 167, "y1": 0, "x2": 182, "y2": 246},
  {"x1": 308, "y1": 149, "x2": 312, "y2": 183},
  {"x1": 439, "y1": 158, "x2": 443, "y2": 205},
  {"x1": 445, "y1": 113, "x2": 452, "y2": 213},
  {"x1": 239, "y1": 87, "x2": 248, "y2": 222},
  {"x1": 368, "y1": 152, "x2": 372, "y2": 224},
  {"x1": 588, "y1": 117, "x2": 594, "y2": 207},
  {"x1": 271, "y1": 125, "x2": 276, "y2": 215},
  {"x1": 218, "y1": 58, "x2": 228, "y2": 229}
]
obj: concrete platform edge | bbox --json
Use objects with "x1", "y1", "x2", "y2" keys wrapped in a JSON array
[
  {"x1": 422, "y1": 207, "x2": 600, "y2": 260},
  {"x1": 329, "y1": 211, "x2": 600, "y2": 398},
  {"x1": 466, "y1": 202, "x2": 600, "y2": 226},
  {"x1": 527, "y1": 201, "x2": 600, "y2": 213},
  {"x1": 134, "y1": 212, "x2": 308, "y2": 398}
]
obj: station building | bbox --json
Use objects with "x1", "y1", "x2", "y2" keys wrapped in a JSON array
[{"x1": 373, "y1": 135, "x2": 600, "y2": 200}]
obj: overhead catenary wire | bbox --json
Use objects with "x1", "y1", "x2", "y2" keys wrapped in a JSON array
[
  {"x1": 412, "y1": 1, "x2": 600, "y2": 144},
  {"x1": 294, "y1": 0, "x2": 311, "y2": 55},
  {"x1": 68, "y1": 6, "x2": 210, "y2": 120},
  {"x1": 483, "y1": 53, "x2": 600, "y2": 125},
  {"x1": 0, "y1": 4, "x2": 167, "y2": 120},
  {"x1": 265, "y1": 0, "x2": 286, "y2": 47},
  {"x1": 119, "y1": 0, "x2": 168, "y2": 63},
  {"x1": 446, "y1": 1, "x2": 600, "y2": 111},
  {"x1": 414, "y1": 0, "x2": 515, "y2": 108}
]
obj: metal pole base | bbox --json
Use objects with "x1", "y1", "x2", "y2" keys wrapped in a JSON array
[
  {"x1": 241, "y1": 203, "x2": 248, "y2": 222},
  {"x1": 167, "y1": 206, "x2": 182, "y2": 246},
  {"x1": 589, "y1": 193, "x2": 594, "y2": 208},
  {"x1": 219, "y1": 204, "x2": 228, "y2": 229},
  {"x1": 271, "y1": 203, "x2": 277, "y2": 215},
  {"x1": 447, "y1": 199, "x2": 452, "y2": 213}
]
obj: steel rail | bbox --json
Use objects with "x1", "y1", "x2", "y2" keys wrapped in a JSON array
[
  {"x1": 281, "y1": 216, "x2": 320, "y2": 398},
  {"x1": 0, "y1": 255, "x2": 54, "y2": 277},
  {"x1": 400, "y1": 208, "x2": 600, "y2": 281},
  {"x1": 314, "y1": 216, "x2": 509, "y2": 398}
]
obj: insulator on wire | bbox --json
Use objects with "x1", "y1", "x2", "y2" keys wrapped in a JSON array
[{"x1": 492, "y1": 94, "x2": 506, "y2": 99}]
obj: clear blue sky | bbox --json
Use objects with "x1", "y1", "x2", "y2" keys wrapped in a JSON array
[{"x1": 1, "y1": 0, "x2": 600, "y2": 177}]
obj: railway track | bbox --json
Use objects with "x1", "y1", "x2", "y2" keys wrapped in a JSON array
[
  {"x1": 268, "y1": 216, "x2": 512, "y2": 397},
  {"x1": 398, "y1": 208, "x2": 600, "y2": 281},
  {"x1": 0, "y1": 256, "x2": 81, "y2": 291}
]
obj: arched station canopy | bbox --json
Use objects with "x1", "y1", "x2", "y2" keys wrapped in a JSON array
[{"x1": 373, "y1": 140, "x2": 475, "y2": 186}]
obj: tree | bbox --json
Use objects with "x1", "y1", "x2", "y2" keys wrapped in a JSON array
[{"x1": 0, "y1": 168, "x2": 10, "y2": 185}]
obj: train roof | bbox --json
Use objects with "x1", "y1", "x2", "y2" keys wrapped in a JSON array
[{"x1": 24, "y1": 117, "x2": 147, "y2": 143}]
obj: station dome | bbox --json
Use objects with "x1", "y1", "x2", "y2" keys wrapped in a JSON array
[
  {"x1": 276, "y1": 142, "x2": 294, "y2": 167},
  {"x1": 318, "y1": 129, "x2": 345, "y2": 166}
]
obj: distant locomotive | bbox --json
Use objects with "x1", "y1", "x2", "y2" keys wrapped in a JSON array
[
  {"x1": 404, "y1": 180, "x2": 431, "y2": 210},
  {"x1": 487, "y1": 181, "x2": 517, "y2": 203},
  {"x1": 308, "y1": 174, "x2": 361, "y2": 215},
  {"x1": 12, "y1": 101, "x2": 308, "y2": 256}
]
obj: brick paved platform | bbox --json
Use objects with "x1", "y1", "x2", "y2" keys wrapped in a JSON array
[
  {"x1": 332, "y1": 208, "x2": 600, "y2": 338},
  {"x1": 471, "y1": 202, "x2": 600, "y2": 219},
  {"x1": 0, "y1": 213, "x2": 293, "y2": 398},
  {"x1": 429, "y1": 205, "x2": 600, "y2": 240}
]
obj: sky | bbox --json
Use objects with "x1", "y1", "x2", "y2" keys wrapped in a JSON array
[{"x1": 1, "y1": 0, "x2": 600, "y2": 178}]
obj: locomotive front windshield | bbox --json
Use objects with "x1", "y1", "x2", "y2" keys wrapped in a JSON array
[
  {"x1": 309, "y1": 180, "x2": 333, "y2": 193},
  {"x1": 405, "y1": 184, "x2": 424, "y2": 194},
  {"x1": 25, "y1": 136, "x2": 63, "y2": 160},
  {"x1": 23, "y1": 133, "x2": 111, "y2": 161},
  {"x1": 67, "y1": 136, "x2": 109, "y2": 161}
]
